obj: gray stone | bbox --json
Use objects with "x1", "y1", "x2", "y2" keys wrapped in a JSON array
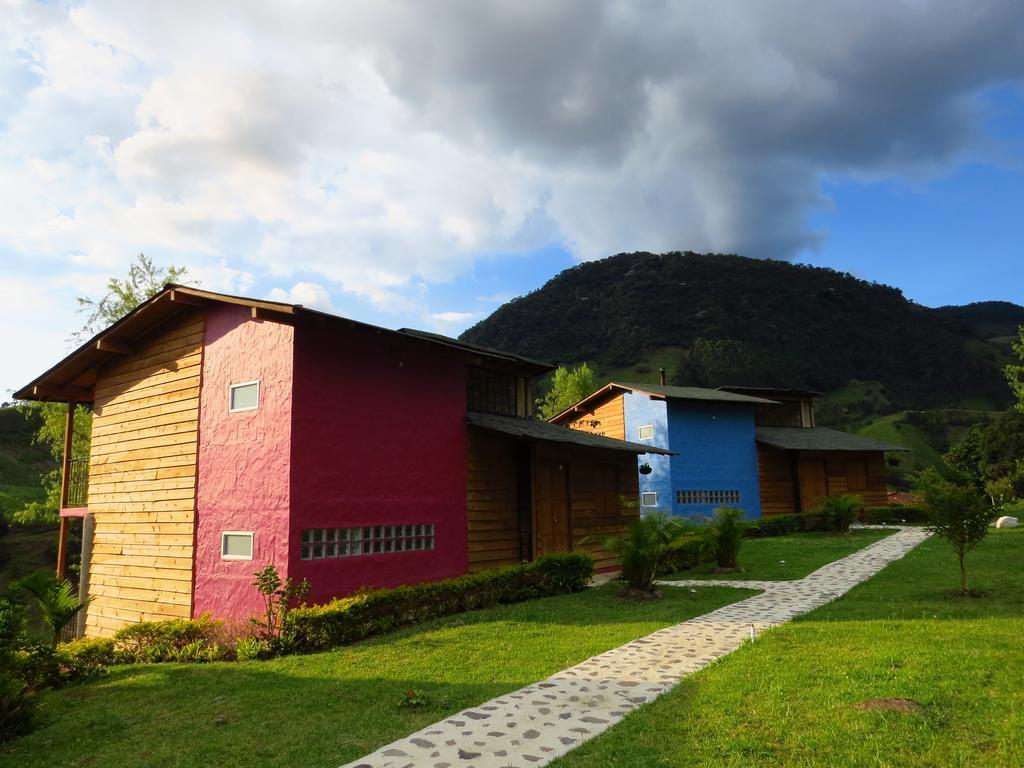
[{"x1": 995, "y1": 516, "x2": 1018, "y2": 528}]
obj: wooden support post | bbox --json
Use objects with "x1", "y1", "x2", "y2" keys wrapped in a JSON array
[
  {"x1": 56, "y1": 517, "x2": 68, "y2": 579},
  {"x1": 56, "y1": 402, "x2": 75, "y2": 578}
]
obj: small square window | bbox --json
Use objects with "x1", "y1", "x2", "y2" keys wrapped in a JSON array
[
  {"x1": 221, "y1": 531, "x2": 253, "y2": 560},
  {"x1": 640, "y1": 491, "x2": 658, "y2": 507},
  {"x1": 637, "y1": 424, "x2": 654, "y2": 440},
  {"x1": 229, "y1": 381, "x2": 260, "y2": 412}
]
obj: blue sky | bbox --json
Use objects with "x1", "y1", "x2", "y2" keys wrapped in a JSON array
[{"x1": 2, "y1": 2, "x2": 1024, "y2": 396}]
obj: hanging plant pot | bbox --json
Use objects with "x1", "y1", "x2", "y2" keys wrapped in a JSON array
[{"x1": 638, "y1": 463, "x2": 653, "y2": 475}]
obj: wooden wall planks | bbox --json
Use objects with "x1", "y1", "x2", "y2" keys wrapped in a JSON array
[{"x1": 83, "y1": 310, "x2": 203, "y2": 636}]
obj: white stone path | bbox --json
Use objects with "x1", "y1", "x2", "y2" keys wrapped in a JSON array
[{"x1": 342, "y1": 527, "x2": 931, "y2": 768}]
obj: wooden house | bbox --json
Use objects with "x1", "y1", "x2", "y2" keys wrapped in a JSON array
[
  {"x1": 16, "y1": 286, "x2": 669, "y2": 636},
  {"x1": 552, "y1": 382, "x2": 905, "y2": 519}
]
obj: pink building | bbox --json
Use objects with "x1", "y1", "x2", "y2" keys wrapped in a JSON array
[{"x1": 17, "y1": 286, "x2": 667, "y2": 636}]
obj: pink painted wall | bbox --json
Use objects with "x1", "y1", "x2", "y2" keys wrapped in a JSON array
[
  {"x1": 194, "y1": 305, "x2": 294, "y2": 620},
  {"x1": 290, "y1": 321, "x2": 468, "y2": 604}
]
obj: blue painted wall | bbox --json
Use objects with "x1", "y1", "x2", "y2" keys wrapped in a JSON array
[
  {"x1": 665, "y1": 400, "x2": 762, "y2": 519},
  {"x1": 620, "y1": 390, "x2": 762, "y2": 520},
  {"x1": 621, "y1": 392, "x2": 672, "y2": 514}
]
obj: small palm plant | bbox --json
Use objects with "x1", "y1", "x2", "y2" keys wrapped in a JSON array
[
  {"x1": 816, "y1": 493, "x2": 864, "y2": 533},
  {"x1": 704, "y1": 506, "x2": 745, "y2": 571},
  {"x1": 11, "y1": 570, "x2": 91, "y2": 647},
  {"x1": 597, "y1": 512, "x2": 694, "y2": 599}
]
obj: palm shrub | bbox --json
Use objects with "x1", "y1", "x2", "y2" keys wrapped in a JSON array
[
  {"x1": 11, "y1": 570, "x2": 90, "y2": 647},
  {"x1": 597, "y1": 512, "x2": 694, "y2": 597},
  {"x1": 704, "y1": 506, "x2": 745, "y2": 570},
  {"x1": 816, "y1": 493, "x2": 864, "y2": 533}
]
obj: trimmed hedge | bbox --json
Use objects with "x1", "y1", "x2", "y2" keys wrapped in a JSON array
[
  {"x1": 742, "y1": 512, "x2": 833, "y2": 538},
  {"x1": 858, "y1": 505, "x2": 931, "y2": 525},
  {"x1": 287, "y1": 552, "x2": 594, "y2": 652},
  {"x1": 658, "y1": 534, "x2": 709, "y2": 575}
]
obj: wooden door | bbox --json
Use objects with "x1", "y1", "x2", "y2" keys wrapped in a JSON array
[
  {"x1": 534, "y1": 458, "x2": 570, "y2": 556},
  {"x1": 798, "y1": 456, "x2": 829, "y2": 512}
]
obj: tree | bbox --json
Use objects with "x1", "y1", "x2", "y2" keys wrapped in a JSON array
[
  {"x1": 913, "y1": 468, "x2": 992, "y2": 595},
  {"x1": 16, "y1": 255, "x2": 189, "y2": 522},
  {"x1": 943, "y1": 412, "x2": 1024, "y2": 504},
  {"x1": 1007, "y1": 325, "x2": 1024, "y2": 412},
  {"x1": 72, "y1": 253, "x2": 189, "y2": 344},
  {"x1": 535, "y1": 363, "x2": 597, "y2": 420}
]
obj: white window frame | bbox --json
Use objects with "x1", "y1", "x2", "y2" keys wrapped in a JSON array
[
  {"x1": 640, "y1": 491, "x2": 658, "y2": 507},
  {"x1": 229, "y1": 380, "x2": 260, "y2": 413},
  {"x1": 637, "y1": 424, "x2": 654, "y2": 440},
  {"x1": 221, "y1": 531, "x2": 254, "y2": 560}
]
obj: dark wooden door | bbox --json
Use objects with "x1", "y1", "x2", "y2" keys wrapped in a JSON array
[
  {"x1": 798, "y1": 456, "x2": 829, "y2": 512},
  {"x1": 534, "y1": 458, "x2": 570, "y2": 556}
]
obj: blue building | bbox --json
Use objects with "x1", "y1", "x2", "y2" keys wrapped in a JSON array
[
  {"x1": 551, "y1": 383, "x2": 775, "y2": 519},
  {"x1": 551, "y1": 382, "x2": 904, "y2": 520}
]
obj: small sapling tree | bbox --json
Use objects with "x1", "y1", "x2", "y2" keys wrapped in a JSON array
[
  {"x1": 914, "y1": 468, "x2": 993, "y2": 595},
  {"x1": 252, "y1": 564, "x2": 310, "y2": 651}
]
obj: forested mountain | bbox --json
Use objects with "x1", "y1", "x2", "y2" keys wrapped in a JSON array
[{"x1": 461, "y1": 251, "x2": 1018, "y2": 413}]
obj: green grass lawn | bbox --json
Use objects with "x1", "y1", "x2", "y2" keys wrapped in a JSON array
[
  {"x1": 662, "y1": 528, "x2": 895, "y2": 581},
  {"x1": 552, "y1": 529, "x2": 1024, "y2": 768},
  {"x1": 0, "y1": 582, "x2": 755, "y2": 768}
]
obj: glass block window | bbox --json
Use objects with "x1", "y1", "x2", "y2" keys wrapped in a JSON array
[
  {"x1": 300, "y1": 524, "x2": 435, "y2": 560},
  {"x1": 229, "y1": 381, "x2": 260, "y2": 412},
  {"x1": 637, "y1": 424, "x2": 655, "y2": 440},
  {"x1": 466, "y1": 366, "x2": 518, "y2": 416},
  {"x1": 676, "y1": 490, "x2": 742, "y2": 505},
  {"x1": 640, "y1": 491, "x2": 658, "y2": 507}
]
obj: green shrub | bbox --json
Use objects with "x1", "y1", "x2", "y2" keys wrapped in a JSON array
[
  {"x1": 742, "y1": 512, "x2": 832, "y2": 538},
  {"x1": 113, "y1": 615, "x2": 224, "y2": 663},
  {"x1": 235, "y1": 637, "x2": 271, "y2": 662},
  {"x1": 705, "y1": 506, "x2": 745, "y2": 569},
  {"x1": 56, "y1": 638, "x2": 116, "y2": 680},
  {"x1": 0, "y1": 598, "x2": 58, "y2": 742},
  {"x1": 657, "y1": 533, "x2": 709, "y2": 575},
  {"x1": 858, "y1": 505, "x2": 931, "y2": 524},
  {"x1": 594, "y1": 513, "x2": 694, "y2": 594},
  {"x1": 815, "y1": 493, "x2": 864, "y2": 533},
  {"x1": 287, "y1": 553, "x2": 594, "y2": 652}
]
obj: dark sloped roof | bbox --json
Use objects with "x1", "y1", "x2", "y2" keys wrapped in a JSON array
[
  {"x1": 399, "y1": 328, "x2": 552, "y2": 374},
  {"x1": 549, "y1": 381, "x2": 777, "y2": 424},
  {"x1": 718, "y1": 385, "x2": 822, "y2": 399},
  {"x1": 467, "y1": 412, "x2": 675, "y2": 455},
  {"x1": 621, "y1": 383, "x2": 779, "y2": 405},
  {"x1": 756, "y1": 426, "x2": 908, "y2": 452}
]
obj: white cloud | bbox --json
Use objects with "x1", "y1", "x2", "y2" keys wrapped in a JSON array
[
  {"x1": 268, "y1": 282, "x2": 333, "y2": 312},
  {"x1": 1, "y1": 0, "x2": 1023, "y2": 391}
]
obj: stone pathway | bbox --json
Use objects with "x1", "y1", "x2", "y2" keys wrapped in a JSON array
[{"x1": 342, "y1": 527, "x2": 931, "y2": 768}]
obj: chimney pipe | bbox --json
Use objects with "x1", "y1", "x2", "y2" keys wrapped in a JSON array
[{"x1": 658, "y1": 367, "x2": 666, "y2": 385}]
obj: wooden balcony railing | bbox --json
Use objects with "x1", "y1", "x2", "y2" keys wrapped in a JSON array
[{"x1": 66, "y1": 456, "x2": 89, "y2": 508}]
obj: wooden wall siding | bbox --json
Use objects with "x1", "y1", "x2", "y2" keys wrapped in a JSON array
[
  {"x1": 84, "y1": 310, "x2": 203, "y2": 636},
  {"x1": 565, "y1": 394, "x2": 625, "y2": 440},
  {"x1": 534, "y1": 443, "x2": 638, "y2": 571},
  {"x1": 756, "y1": 445, "x2": 797, "y2": 516},
  {"x1": 757, "y1": 446, "x2": 889, "y2": 517},
  {"x1": 466, "y1": 429, "x2": 523, "y2": 572}
]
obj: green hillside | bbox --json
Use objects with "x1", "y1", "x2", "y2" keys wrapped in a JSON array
[
  {"x1": 461, "y1": 251, "x2": 1016, "y2": 412},
  {"x1": 0, "y1": 406, "x2": 54, "y2": 521}
]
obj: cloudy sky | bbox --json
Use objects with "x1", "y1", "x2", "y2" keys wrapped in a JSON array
[{"x1": 3, "y1": 0, "x2": 1024, "y2": 395}]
